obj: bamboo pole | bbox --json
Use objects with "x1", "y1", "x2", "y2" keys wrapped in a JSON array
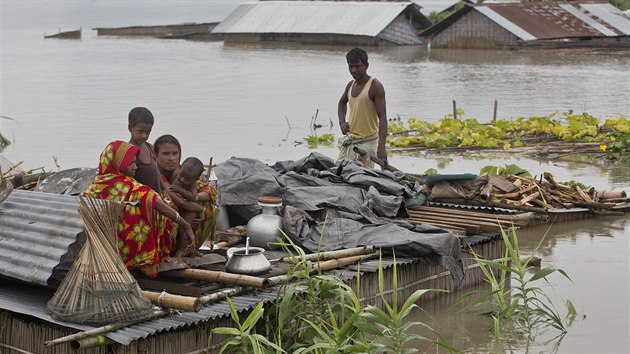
[
  {"x1": 165, "y1": 268, "x2": 269, "y2": 287},
  {"x1": 198, "y1": 286, "x2": 248, "y2": 306},
  {"x1": 141, "y1": 290, "x2": 202, "y2": 312},
  {"x1": 268, "y1": 253, "x2": 378, "y2": 286},
  {"x1": 406, "y1": 209, "x2": 528, "y2": 226},
  {"x1": 70, "y1": 335, "x2": 113, "y2": 350},
  {"x1": 275, "y1": 245, "x2": 376, "y2": 263},
  {"x1": 44, "y1": 310, "x2": 171, "y2": 347},
  {"x1": 597, "y1": 190, "x2": 627, "y2": 200}
]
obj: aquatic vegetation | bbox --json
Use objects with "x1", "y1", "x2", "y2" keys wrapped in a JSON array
[
  {"x1": 467, "y1": 227, "x2": 577, "y2": 338},
  {"x1": 387, "y1": 111, "x2": 629, "y2": 160},
  {"x1": 479, "y1": 164, "x2": 531, "y2": 177},
  {"x1": 305, "y1": 133, "x2": 335, "y2": 148}
]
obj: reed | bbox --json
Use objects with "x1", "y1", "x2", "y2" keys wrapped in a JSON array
[{"x1": 465, "y1": 226, "x2": 577, "y2": 338}]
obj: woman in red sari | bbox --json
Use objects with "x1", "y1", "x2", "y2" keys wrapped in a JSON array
[{"x1": 83, "y1": 140, "x2": 195, "y2": 278}]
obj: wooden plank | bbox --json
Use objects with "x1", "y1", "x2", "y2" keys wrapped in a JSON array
[{"x1": 489, "y1": 175, "x2": 518, "y2": 193}]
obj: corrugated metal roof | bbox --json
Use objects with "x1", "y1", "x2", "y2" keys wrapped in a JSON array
[
  {"x1": 0, "y1": 190, "x2": 83, "y2": 286},
  {"x1": 212, "y1": 1, "x2": 414, "y2": 37},
  {"x1": 559, "y1": 4, "x2": 619, "y2": 36},
  {"x1": 482, "y1": 2, "x2": 629, "y2": 40},
  {"x1": 421, "y1": 2, "x2": 630, "y2": 40},
  {"x1": 476, "y1": 6, "x2": 536, "y2": 40},
  {"x1": 580, "y1": 3, "x2": 630, "y2": 35}
]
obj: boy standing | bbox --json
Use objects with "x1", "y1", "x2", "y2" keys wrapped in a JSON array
[{"x1": 127, "y1": 107, "x2": 163, "y2": 196}]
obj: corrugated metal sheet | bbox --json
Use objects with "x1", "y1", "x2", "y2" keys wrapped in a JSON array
[
  {"x1": 476, "y1": 6, "x2": 536, "y2": 40},
  {"x1": 580, "y1": 3, "x2": 630, "y2": 35},
  {"x1": 0, "y1": 190, "x2": 83, "y2": 286},
  {"x1": 483, "y1": 2, "x2": 629, "y2": 40},
  {"x1": 212, "y1": 1, "x2": 413, "y2": 37},
  {"x1": 560, "y1": 4, "x2": 618, "y2": 36},
  {"x1": 0, "y1": 283, "x2": 280, "y2": 345}
]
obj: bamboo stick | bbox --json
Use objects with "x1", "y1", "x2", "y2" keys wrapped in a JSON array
[
  {"x1": 165, "y1": 268, "x2": 269, "y2": 287},
  {"x1": 141, "y1": 290, "x2": 202, "y2": 312},
  {"x1": 408, "y1": 205, "x2": 538, "y2": 222},
  {"x1": 268, "y1": 254, "x2": 378, "y2": 286},
  {"x1": 406, "y1": 209, "x2": 528, "y2": 226},
  {"x1": 275, "y1": 246, "x2": 376, "y2": 263},
  {"x1": 516, "y1": 191, "x2": 540, "y2": 206},
  {"x1": 44, "y1": 310, "x2": 171, "y2": 347},
  {"x1": 574, "y1": 185, "x2": 594, "y2": 203},
  {"x1": 71, "y1": 335, "x2": 113, "y2": 350},
  {"x1": 198, "y1": 286, "x2": 248, "y2": 306}
]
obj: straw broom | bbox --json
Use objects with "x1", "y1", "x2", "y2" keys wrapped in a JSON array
[{"x1": 47, "y1": 197, "x2": 154, "y2": 325}]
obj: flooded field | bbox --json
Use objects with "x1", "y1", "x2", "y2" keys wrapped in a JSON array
[{"x1": 1, "y1": 1, "x2": 628, "y2": 353}]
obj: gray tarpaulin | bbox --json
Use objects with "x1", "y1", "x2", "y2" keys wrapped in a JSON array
[{"x1": 214, "y1": 153, "x2": 464, "y2": 287}]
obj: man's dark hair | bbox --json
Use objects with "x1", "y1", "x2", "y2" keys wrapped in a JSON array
[
  {"x1": 181, "y1": 157, "x2": 205, "y2": 178},
  {"x1": 128, "y1": 107, "x2": 154, "y2": 126},
  {"x1": 346, "y1": 48, "x2": 368, "y2": 65}
]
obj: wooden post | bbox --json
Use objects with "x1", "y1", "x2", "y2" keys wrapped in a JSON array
[
  {"x1": 493, "y1": 100, "x2": 498, "y2": 122},
  {"x1": 452, "y1": 100, "x2": 457, "y2": 119}
]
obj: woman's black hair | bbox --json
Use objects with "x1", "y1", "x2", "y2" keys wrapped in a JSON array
[{"x1": 154, "y1": 134, "x2": 181, "y2": 154}]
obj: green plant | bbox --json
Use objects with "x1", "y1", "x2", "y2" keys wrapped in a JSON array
[
  {"x1": 355, "y1": 251, "x2": 451, "y2": 353},
  {"x1": 479, "y1": 164, "x2": 531, "y2": 177},
  {"x1": 305, "y1": 133, "x2": 335, "y2": 148},
  {"x1": 212, "y1": 298, "x2": 284, "y2": 354},
  {"x1": 386, "y1": 111, "x2": 628, "y2": 160},
  {"x1": 468, "y1": 227, "x2": 576, "y2": 337}
]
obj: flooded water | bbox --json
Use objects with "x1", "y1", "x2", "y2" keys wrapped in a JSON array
[
  {"x1": 411, "y1": 216, "x2": 629, "y2": 353},
  {"x1": 1, "y1": 1, "x2": 629, "y2": 353}
]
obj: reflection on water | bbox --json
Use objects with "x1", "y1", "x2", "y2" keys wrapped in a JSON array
[{"x1": 407, "y1": 216, "x2": 629, "y2": 353}]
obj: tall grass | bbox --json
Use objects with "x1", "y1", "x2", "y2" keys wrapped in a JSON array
[
  {"x1": 212, "y1": 239, "x2": 453, "y2": 353},
  {"x1": 468, "y1": 226, "x2": 577, "y2": 338}
]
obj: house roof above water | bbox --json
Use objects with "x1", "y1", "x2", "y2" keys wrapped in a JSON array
[
  {"x1": 421, "y1": 1, "x2": 630, "y2": 40},
  {"x1": 212, "y1": 0, "x2": 431, "y2": 36}
]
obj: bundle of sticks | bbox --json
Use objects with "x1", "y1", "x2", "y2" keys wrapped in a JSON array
[{"x1": 479, "y1": 172, "x2": 628, "y2": 211}]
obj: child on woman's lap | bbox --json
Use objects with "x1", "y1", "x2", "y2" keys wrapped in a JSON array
[{"x1": 168, "y1": 157, "x2": 206, "y2": 257}]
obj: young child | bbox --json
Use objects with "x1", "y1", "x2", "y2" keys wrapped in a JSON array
[
  {"x1": 168, "y1": 157, "x2": 206, "y2": 256},
  {"x1": 127, "y1": 107, "x2": 163, "y2": 197}
]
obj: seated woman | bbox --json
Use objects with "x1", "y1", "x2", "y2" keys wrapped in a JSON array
[
  {"x1": 83, "y1": 140, "x2": 196, "y2": 278},
  {"x1": 154, "y1": 135, "x2": 219, "y2": 250}
]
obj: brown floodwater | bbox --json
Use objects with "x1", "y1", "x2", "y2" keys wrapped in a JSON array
[{"x1": 1, "y1": 2, "x2": 628, "y2": 352}]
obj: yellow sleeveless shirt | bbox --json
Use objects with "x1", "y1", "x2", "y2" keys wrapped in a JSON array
[{"x1": 348, "y1": 77, "x2": 378, "y2": 139}]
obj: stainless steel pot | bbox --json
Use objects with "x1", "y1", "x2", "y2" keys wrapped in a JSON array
[
  {"x1": 246, "y1": 196, "x2": 283, "y2": 250},
  {"x1": 225, "y1": 246, "x2": 271, "y2": 275}
]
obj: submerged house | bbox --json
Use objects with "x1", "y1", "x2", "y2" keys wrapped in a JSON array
[
  {"x1": 420, "y1": 1, "x2": 630, "y2": 49},
  {"x1": 212, "y1": 0, "x2": 433, "y2": 46}
]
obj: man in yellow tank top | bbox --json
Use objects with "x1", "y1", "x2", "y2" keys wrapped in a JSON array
[{"x1": 337, "y1": 48, "x2": 388, "y2": 168}]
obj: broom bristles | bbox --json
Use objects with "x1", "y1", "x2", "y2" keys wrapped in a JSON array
[{"x1": 47, "y1": 197, "x2": 154, "y2": 325}]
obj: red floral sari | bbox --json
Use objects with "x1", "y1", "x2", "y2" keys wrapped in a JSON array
[
  {"x1": 83, "y1": 140, "x2": 173, "y2": 278},
  {"x1": 193, "y1": 180, "x2": 219, "y2": 248}
]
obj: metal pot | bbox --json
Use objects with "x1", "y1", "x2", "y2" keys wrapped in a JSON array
[
  {"x1": 246, "y1": 196, "x2": 283, "y2": 250},
  {"x1": 225, "y1": 246, "x2": 271, "y2": 275}
]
